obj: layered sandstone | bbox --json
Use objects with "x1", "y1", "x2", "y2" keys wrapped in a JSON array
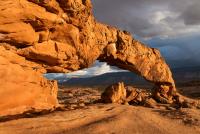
[
  {"x1": 0, "y1": 46, "x2": 58, "y2": 116},
  {"x1": 0, "y1": 0, "x2": 176, "y2": 115}
]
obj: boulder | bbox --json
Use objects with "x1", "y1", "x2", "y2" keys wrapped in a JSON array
[
  {"x1": 101, "y1": 82, "x2": 156, "y2": 107},
  {"x1": 101, "y1": 82, "x2": 126, "y2": 104}
]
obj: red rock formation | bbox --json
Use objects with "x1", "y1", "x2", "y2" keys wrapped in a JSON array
[
  {"x1": 0, "y1": 0, "x2": 176, "y2": 115},
  {"x1": 0, "y1": 46, "x2": 58, "y2": 116},
  {"x1": 101, "y1": 82, "x2": 127, "y2": 104},
  {"x1": 101, "y1": 82, "x2": 156, "y2": 107}
]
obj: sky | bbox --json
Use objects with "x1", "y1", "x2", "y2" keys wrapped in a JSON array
[
  {"x1": 45, "y1": 61, "x2": 127, "y2": 82},
  {"x1": 46, "y1": 0, "x2": 200, "y2": 80},
  {"x1": 92, "y1": 0, "x2": 200, "y2": 68}
]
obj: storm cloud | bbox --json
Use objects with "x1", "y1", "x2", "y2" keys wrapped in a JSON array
[
  {"x1": 92, "y1": 0, "x2": 200, "y2": 67},
  {"x1": 92, "y1": 0, "x2": 200, "y2": 38}
]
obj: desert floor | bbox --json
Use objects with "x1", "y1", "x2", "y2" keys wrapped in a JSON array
[{"x1": 0, "y1": 85, "x2": 199, "y2": 134}]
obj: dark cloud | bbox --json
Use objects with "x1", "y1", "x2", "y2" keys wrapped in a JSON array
[
  {"x1": 180, "y1": 1, "x2": 200, "y2": 25},
  {"x1": 93, "y1": 0, "x2": 164, "y2": 37},
  {"x1": 144, "y1": 33, "x2": 200, "y2": 67},
  {"x1": 92, "y1": 0, "x2": 200, "y2": 38},
  {"x1": 92, "y1": 0, "x2": 200, "y2": 67}
]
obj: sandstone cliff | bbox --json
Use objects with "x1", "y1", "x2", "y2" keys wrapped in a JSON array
[{"x1": 0, "y1": 0, "x2": 175, "y2": 116}]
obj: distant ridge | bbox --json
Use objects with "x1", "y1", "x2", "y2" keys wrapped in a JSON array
[
  {"x1": 172, "y1": 66, "x2": 200, "y2": 73},
  {"x1": 60, "y1": 66, "x2": 200, "y2": 87},
  {"x1": 60, "y1": 72, "x2": 148, "y2": 87}
]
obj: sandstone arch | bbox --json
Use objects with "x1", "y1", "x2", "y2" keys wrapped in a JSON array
[{"x1": 0, "y1": 0, "x2": 176, "y2": 116}]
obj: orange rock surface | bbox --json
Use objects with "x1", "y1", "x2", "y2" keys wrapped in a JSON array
[
  {"x1": 101, "y1": 82, "x2": 127, "y2": 104},
  {"x1": 0, "y1": 0, "x2": 176, "y2": 116},
  {"x1": 0, "y1": 46, "x2": 58, "y2": 116}
]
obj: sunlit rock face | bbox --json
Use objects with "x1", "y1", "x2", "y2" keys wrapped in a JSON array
[
  {"x1": 0, "y1": 0, "x2": 175, "y2": 115},
  {"x1": 101, "y1": 82, "x2": 127, "y2": 104},
  {"x1": 0, "y1": 47, "x2": 58, "y2": 116}
]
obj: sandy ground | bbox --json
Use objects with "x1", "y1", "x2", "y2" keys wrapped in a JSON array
[
  {"x1": 0, "y1": 86, "x2": 199, "y2": 134},
  {"x1": 0, "y1": 104, "x2": 199, "y2": 134}
]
